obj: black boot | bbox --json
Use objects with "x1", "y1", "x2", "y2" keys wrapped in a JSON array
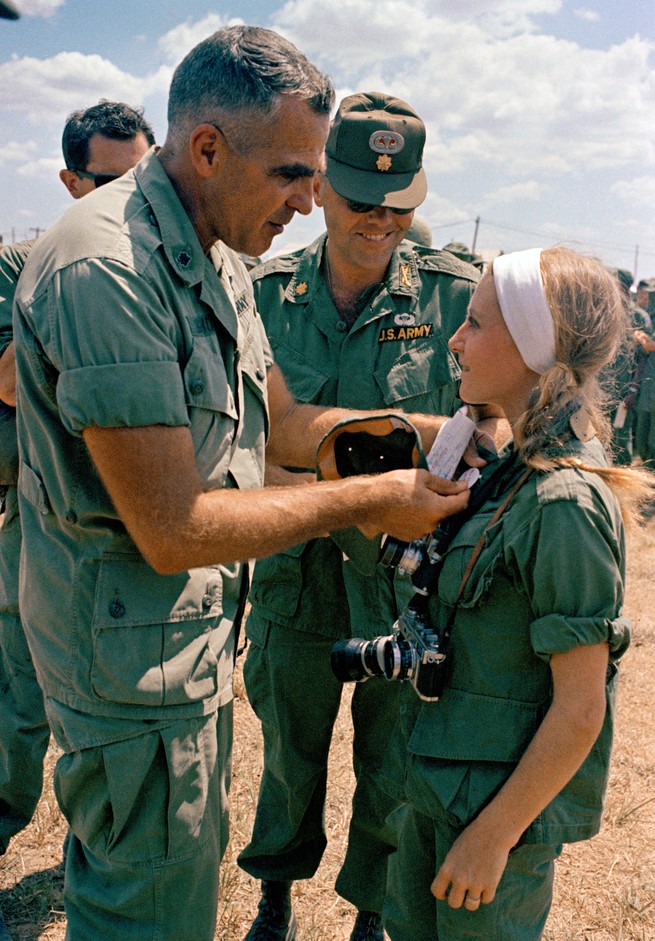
[
  {"x1": 349, "y1": 909, "x2": 384, "y2": 941},
  {"x1": 0, "y1": 909, "x2": 13, "y2": 941},
  {"x1": 243, "y1": 880, "x2": 297, "y2": 941}
]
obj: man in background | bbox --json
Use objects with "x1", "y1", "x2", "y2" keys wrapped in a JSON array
[
  {"x1": 633, "y1": 278, "x2": 655, "y2": 465},
  {"x1": 0, "y1": 99, "x2": 154, "y2": 941},
  {"x1": 238, "y1": 92, "x2": 480, "y2": 941}
]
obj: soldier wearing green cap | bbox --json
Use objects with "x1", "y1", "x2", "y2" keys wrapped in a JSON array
[{"x1": 238, "y1": 91, "x2": 481, "y2": 941}]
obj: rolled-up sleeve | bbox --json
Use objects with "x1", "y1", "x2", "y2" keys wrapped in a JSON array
[
  {"x1": 507, "y1": 480, "x2": 629, "y2": 662},
  {"x1": 51, "y1": 257, "x2": 190, "y2": 435}
]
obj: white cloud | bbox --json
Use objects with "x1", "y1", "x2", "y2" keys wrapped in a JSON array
[
  {"x1": 0, "y1": 52, "x2": 170, "y2": 125},
  {"x1": 158, "y1": 14, "x2": 245, "y2": 64},
  {"x1": 16, "y1": 156, "x2": 62, "y2": 178},
  {"x1": 17, "y1": 0, "x2": 65, "y2": 16},
  {"x1": 481, "y1": 181, "x2": 545, "y2": 209},
  {"x1": 272, "y1": 0, "x2": 655, "y2": 181},
  {"x1": 612, "y1": 176, "x2": 655, "y2": 211},
  {"x1": 573, "y1": 8, "x2": 600, "y2": 23},
  {"x1": 0, "y1": 139, "x2": 38, "y2": 165}
]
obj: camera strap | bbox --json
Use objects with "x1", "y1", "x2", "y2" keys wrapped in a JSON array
[{"x1": 439, "y1": 464, "x2": 535, "y2": 652}]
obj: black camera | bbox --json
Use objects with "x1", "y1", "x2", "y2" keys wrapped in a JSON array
[{"x1": 331, "y1": 604, "x2": 447, "y2": 702}]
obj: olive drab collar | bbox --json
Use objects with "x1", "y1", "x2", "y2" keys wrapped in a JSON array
[
  {"x1": 134, "y1": 149, "x2": 240, "y2": 342},
  {"x1": 273, "y1": 233, "x2": 423, "y2": 307},
  {"x1": 134, "y1": 148, "x2": 212, "y2": 290}
]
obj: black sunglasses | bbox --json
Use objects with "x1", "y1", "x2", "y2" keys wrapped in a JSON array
[
  {"x1": 346, "y1": 199, "x2": 414, "y2": 216},
  {"x1": 73, "y1": 169, "x2": 121, "y2": 188}
]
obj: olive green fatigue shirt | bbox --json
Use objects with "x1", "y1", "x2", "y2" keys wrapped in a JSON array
[
  {"x1": 401, "y1": 436, "x2": 629, "y2": 845},
  {"x1": 13, "y1": 148, "x2": 271, "y2": 752},
  {"x1": 249, "y1": 233, "x2": 479, "y2": 641}
]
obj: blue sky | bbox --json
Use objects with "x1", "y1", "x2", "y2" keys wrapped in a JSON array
[{"x1": 1, "y1": 0, "x2": 654, "y2": 279}]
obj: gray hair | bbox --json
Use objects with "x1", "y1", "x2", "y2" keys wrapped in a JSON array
[{"x1": 167, "y1": 25, "x2": 334, "y2": 144}]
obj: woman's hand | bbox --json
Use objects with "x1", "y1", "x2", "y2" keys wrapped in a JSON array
[
  {"x1": 432, "y1": 641, "x2": 610, "y2": 912},
  {"x1": 431, "y1": 816, "x2": 512, "y2": 910}
]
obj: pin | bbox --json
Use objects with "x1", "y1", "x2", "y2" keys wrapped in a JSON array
[
  {"x1": 376, "y1": 155, "x2": 392, "y2": 172},
  {"x1": 400, "y1": 264, "x2": 412, "y2": 288},
  {"x1": 369, "y1": 130, "x2": 405, "y2": 155},
  {"x1": 295, "y1": 282, "x2": 308, "y2": 295},
  {"x1": 394, "y1": 312, "x2": 416, "y2": 326},
  {"x1": 177, "y1": 250, "x2": 192, "y2": 269}
]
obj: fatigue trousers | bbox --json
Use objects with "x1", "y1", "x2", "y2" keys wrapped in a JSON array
[
  {"x1": 0, "y1": 486, "x2": 50, "y2": 855},
  {"x1": 238, "y1": 616, "x2": 404, "y2": 913},
  {"x1": 54, "y1": 703, "x2": 232, "y2": 941},
  {"x1": 383, "y1": 754, "x2": 562, "y2": 941},
  {"x1": 634, "y1": 409, "x2": 655, "y2": 464}
]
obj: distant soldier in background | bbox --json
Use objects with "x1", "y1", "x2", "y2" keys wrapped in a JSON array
[
  {"x1": 633, "y1": 279, "x2": 655, "y2": 465},
  {"x1": 0, "y1": 100, "x2": 154, "y2": 941},
  {"x1": 603, "y1": 268, "x2": 650, "y2": 465},
  {"x1": 442, "y1": 240, "x2": 484, "y2": 270},
  {"x1": 405, "y1": 214, "x2": 433, "y2": 247}
]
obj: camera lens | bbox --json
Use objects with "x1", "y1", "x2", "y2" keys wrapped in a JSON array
[
  {"x1": 331, "y1": 636, "x2": 394, "y2": 682},
  {"x1": 383, "y1": 636, "x2": 416, "y2": 680},
  {"x1": 331, "y1": 634, "x2": 417, "y2": 683},
  {"x1": 379, "y1": 536, "x2": 424, "y2": 575}
]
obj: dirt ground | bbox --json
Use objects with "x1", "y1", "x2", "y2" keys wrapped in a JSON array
[{"x1": 1, "y1": 517, "x2": 654, "y2": 940}]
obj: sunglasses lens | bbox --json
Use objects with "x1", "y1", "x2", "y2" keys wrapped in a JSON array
[
  {"x1": 347, "y1": 201, "x2": 374, "y2": 213},
  {"x1": 346, "y1": 200, "x2": 413, "y2": 215},
  {"x1": 94, "y1": 174, "x2": 119, "y2": 188}
]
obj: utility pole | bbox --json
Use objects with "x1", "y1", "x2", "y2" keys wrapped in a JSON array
[
  {"x1": 471, "y1": 216, "x2": 480, "y2": 253},
  {"x1": 29, "y1": 227, "x2": 43, "y2": 239}
]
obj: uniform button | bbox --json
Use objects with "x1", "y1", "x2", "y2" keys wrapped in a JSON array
[
  {"x1": 108, "y1": 599, "x2": 125, "y2": 619},
  {"x1": 189, "y1": 379, "x2": 204, "y2": 396},
  {"x1": 255, "y1": 368, "x2": 265, "y2": 381},
  {"x1": 336, "y1": 320, "x2": 348, "y2": 332},
  {"x1": 202, "y1": 593, "x2": 214, "y2": 609},
  {"x1": 65, "y1": 510, "x2": 77, "y2": 524}
]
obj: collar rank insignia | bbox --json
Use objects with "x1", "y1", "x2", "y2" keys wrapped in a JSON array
[
  {"x1": 177, "y1": 250, "x2": 192, "y2": 269},
  {"x1": 400, "y1": 264, "x2": 412, "y2": 288},
  {"x1": 295, "y1": 281, "x2": 308, "y2": 295},
  {"x1": 376, "y1": 154, "x2": 392, "y2": 172}
]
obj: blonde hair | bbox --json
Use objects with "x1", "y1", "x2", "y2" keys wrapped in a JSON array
[{"x1": 506, "y1": 246, "x2": 654, "y2": 527}]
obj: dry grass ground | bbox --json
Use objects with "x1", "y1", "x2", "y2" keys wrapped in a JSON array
[{"x1": 1, "y1": 517, "x2": 654, "y2": 940}]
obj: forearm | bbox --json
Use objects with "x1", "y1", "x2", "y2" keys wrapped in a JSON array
[
  {"x1": 267, "y1": 399, "x2": 448, "y2": 467},
  {"x1": 469, "y1": 681, "x2": 607, "y2": 852},
  {"x1": 264, "y1": 463, "x2": 316, "y2": 487},
  {"x1": 83, "y1": 424, "x2": 470, "y2": 576},
  {"x1": 134, "y1": 471, "x2": 466, "y2": 574},
  {"x1": 431, "y1": 642, "x2": 609, "y2": 906}
]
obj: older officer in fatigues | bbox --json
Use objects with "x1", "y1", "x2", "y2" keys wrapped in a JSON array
[
  {"x1": 12, "y1": 33, "x2": 471, "y2": 941},
  {"x1": 238, "y1": 93, "x2": 480, "y2": 941}
]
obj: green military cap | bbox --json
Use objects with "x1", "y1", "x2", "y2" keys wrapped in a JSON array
[
  {"x1": 325, "y1": 92, "x2": 427, "y2": 210},
  {"x1": 617, "y1": 268, "x2": 633, "y2": 291},
  {"x1": 0, "y1": 0, "x2": 19, "y2": 18},
  {"x1": 442, "y1": 240, "x2": 482, "y2": 265},
  {"x1": 406, "y1": 215, "x2": 433, "y2": 247},
  {"x1": 607, "y1": 267, "x2": 633, "y2": 293}
]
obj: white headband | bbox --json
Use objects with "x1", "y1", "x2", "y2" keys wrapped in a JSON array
[{"x1": 493, "y1": 248, "x2": 556, "y2": 375}]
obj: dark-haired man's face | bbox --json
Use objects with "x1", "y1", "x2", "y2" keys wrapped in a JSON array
[
  {"x1": 60, "y1": 131, "x2": 151, "y2": 199},
  {"x1": 205, "y1": 96, "x2": 328, "y2": 256}
]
